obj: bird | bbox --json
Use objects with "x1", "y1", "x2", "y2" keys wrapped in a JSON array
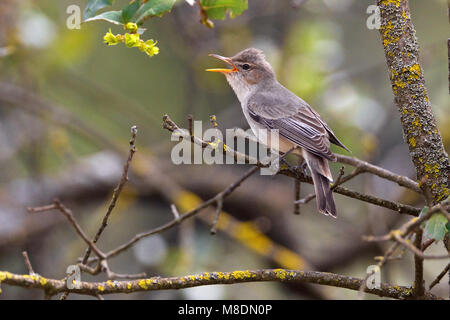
[{"x1": 206, "y1": 48, "x2": 349, "y2": 218}]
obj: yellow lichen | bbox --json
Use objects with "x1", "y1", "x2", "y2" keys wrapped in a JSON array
[
  {"x1": 273, "y1": 269, "x2": 287, "y2": 280},
  {"x1": 424, "y1": 163, "x2": 439, "y2": 173},
  {"x1": 394, "y1": 80, "x2": 406, "y2": 88},
  {"x1": 138, "y1": 280, "x2": 148, "y2": 289},
  {"x1": 381, "y1": 0, "x2": 401, "y2": 7},
  {"x1": 412, "y1": 118, "x2": 421, "y2": 127},
  {"x1": 409, "y1": 137, "x2": 416, "y2": 147},
  {"x1": 97, "y1": 285, "x2": 105, "y2": 292},
  {"x1": 202, "y1": 273, "x2": 210, "y2": 281},
  {"x1": 402, "y1": 10, "x2": 408, "y2": 19},
  {"x1": 231, "y1": 270, "x2": 252, "y2": 280},
  {"x1": 409, "y1": 64, "x2": 421, "y2": 75},
  {"x1": 40, "y1": 277, "x2": 47, "y2": 286}
]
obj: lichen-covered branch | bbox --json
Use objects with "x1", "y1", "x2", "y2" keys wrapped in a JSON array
[
  {"x1": 377, "y1": 0, "x2": 449, "y2": 204},
  {"x1": 0, "y1": 269, "x2": 441, "y2": 300}
]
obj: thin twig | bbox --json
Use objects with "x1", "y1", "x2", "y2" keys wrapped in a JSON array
[
  {"x1": 429, "y1": 263, "x2": 450, "y2": 290},
  {"x1": 170, "y1": 204, "x2": 180, "y2": 221},
  {"x1": 187, "y1": 114, "x2": 193, "y2": 136},
  {"x1": 358, "y1": 241, "x2": 400, "y2": 299},
  {"x1": 99, "y1": 149, "x2": 295, "y2": 259},
  {"x1": 413, "y1": 229, "x2": 425, "y2": 297},
  {"x1": 393, "y1": 233, "x2": 449, "y2": 260},
  {"x1": 335, "y1": 154, "x2": 421, "y2": 193},
  {"x1": 22, "y1": 251, "x2": 35, "y2": 275},
  {"x1": 294, "y1": 179, "x2": 301, "y2": 215},
  {"x1": 81, "y1": 125, "x2": 138, "y2": 264},
  {"x1": 27, "y1": 201, "x2": 105, "y2": 259},
  {"x1": 210, "y1": 197, "x2": 223, "y2": 235}
]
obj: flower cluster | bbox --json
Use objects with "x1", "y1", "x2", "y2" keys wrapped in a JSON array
[{"x1": 103, "y1": 23, "x2": 159, "y2": 58}]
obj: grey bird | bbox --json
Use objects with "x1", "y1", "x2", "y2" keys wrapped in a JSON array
[{"x1": 206, "y1": 48, "x2": 349, "y2": 217}]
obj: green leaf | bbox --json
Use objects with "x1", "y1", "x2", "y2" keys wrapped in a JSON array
[
  {"x1": 133, "y1": 0, "x2": 177, "y2": 23},
  {"x1": 424, "y1": 214, "x2": 449, "y2": 242},
  {"x1": 83, "y1": 0, "x2": 115, "y2": 20},
  {"x1": 122, "y1": 0, "x2": 141, "y2": 23},
  {"x1": 84, "y1": 10, "x2": 124, "y2": 25},
  {"x1": 200, "y1": 0, "x2": 248, "y2": 20}
]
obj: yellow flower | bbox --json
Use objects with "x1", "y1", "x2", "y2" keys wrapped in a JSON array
[
  {"x1": 103, "y1": 29, "x2": 119, "y2": 45},
  {"x1": 142, "y1": 39, "x2": 159, "y2": 57},
  {"x1": 145, "y1": 45, "x2": 159, "y2": 57},
  {"x1": 124, "y1": 33, "x2": 140, "y2": 48},
  {"x1": 125, "y1": 22, "x2": 138, "y2": 33}
]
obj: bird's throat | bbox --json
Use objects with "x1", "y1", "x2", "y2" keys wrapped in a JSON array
[{"x1": 225, "y1": 74, "x2": 255, "y2": 105}]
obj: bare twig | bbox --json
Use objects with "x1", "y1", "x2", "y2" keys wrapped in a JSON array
[
  {"x1": 187, "y1": 114, "x2": 193, "y2": 136},
  {"x1": 413, "y1": 229, "x2": 425, "y2": 297},
  {"x1": 294, "y1": 165, "x2": 352, "y2": 205},
  {"x1": 392, "y1": 233, "x2": 449, "y2": 260},
  {"x1": 294, "y1": 179, "x2": 301, "y2": 215},
  {"x1": 422, "y1": 238, "x2": 435, "y2": 251},
  {"x1": 210, "y1": 197, "x2": 224, "y2": 235},
  {"x1": 335, "y1": 154, "x2": 421, "y2": 193},
  {"x1": 21, "y1": 251, "x2": 35, "y2": 275},
  {"x1": 170, "y1": 204, "x2": 180, "y2": 221},
  {"x1": 81, "y1": 125, "x2": 138, "y2": 264},
  {"x1": 27, "y1": 201, "x2": 105, "y2": 260},
  {"x1": 429, "y1": 263, "x2": 450, "y2": 290},
  {"x1": 358, "y1": 241, "x2": 401, "y2": 299}
]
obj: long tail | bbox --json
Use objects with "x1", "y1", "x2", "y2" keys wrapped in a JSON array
[{"x1": 303, "y1": 150, "x2": 337, "y2": 218}]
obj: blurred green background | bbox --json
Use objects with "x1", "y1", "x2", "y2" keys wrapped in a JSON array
[{"x1": 0, "y1": 0, "x2": 448, "y2": 299}]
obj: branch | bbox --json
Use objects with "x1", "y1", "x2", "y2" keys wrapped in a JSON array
[
  {"x1": 27, "y1": 200, "x2": 106, "y2": 260},
  {"x1": 101, "y1": 149, "x2": 294, "y2": 260},
  {"x1": 377, "y1": 0, "x2": 449, "y2": 204},
  {"x1": 0, "y1": 269, "x2": 441, "y2": 300},
  {"x1": 335, "y1": 154, "x2": 421, "y2": 193},
  {"x1": 163, "y1": 114, "x2": 421, "y2": 216},
  {"x1": 21, "y1": 251, "x2": 35, "y2": 275},
  {"x1": 429, "y1": 263, "x2": 450, "y2": 290},
  {"x1": 81, "y1": 125, "x2": 138, "y2": 264},
  {"x1": 412, "y1": 229, "x2": 424, "y2": 297}
]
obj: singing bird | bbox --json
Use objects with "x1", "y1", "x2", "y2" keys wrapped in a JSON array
[{"x1": 206, "y1": 48, "x2": 349, "y2": 217}]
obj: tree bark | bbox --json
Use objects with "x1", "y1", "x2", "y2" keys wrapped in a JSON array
[{"x1": 377, "y1": 0, "x2": 449, "y2": 205}]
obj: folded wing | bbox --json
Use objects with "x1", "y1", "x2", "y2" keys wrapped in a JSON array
[{"x1": 247, "y1": 92, "x2": 337, "y2": 161}]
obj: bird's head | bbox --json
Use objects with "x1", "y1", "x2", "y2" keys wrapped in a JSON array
[{"x1": 206, "y1": 48, "x2": 275, "y2": 98}]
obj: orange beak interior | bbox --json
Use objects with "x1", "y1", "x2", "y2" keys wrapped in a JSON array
[{"x1": 206, "y1": 54, "x2": 238, "y2": 73}]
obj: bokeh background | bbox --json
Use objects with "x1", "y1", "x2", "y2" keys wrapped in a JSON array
[{"x1": 0, "y1": 0, "x2": 448, "y2": 299}]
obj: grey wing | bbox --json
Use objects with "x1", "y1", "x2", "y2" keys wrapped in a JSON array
[
  {"x1": 307, "y1": 106, "x2": 350, "y2": 152},
  {"x1": 247, "y1": 94, "x2": 337, "y2": 161}
]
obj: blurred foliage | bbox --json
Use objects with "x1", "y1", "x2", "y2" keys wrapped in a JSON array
[{"x1": 0, "y1": 0, "x2": 448, "y2": 299}]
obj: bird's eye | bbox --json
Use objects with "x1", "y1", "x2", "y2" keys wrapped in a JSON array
[{"x1": 242, "y1": 63, "x2": 250, "y2": 70}]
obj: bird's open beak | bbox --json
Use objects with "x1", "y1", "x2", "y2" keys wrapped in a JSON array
[{"x1": 206, "y1": 54, "x2": 238, "y2": 73}]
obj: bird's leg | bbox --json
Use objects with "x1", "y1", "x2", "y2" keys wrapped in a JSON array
[{"x1": 291, "y1": 154, "x2": 308, "y2": 176}]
